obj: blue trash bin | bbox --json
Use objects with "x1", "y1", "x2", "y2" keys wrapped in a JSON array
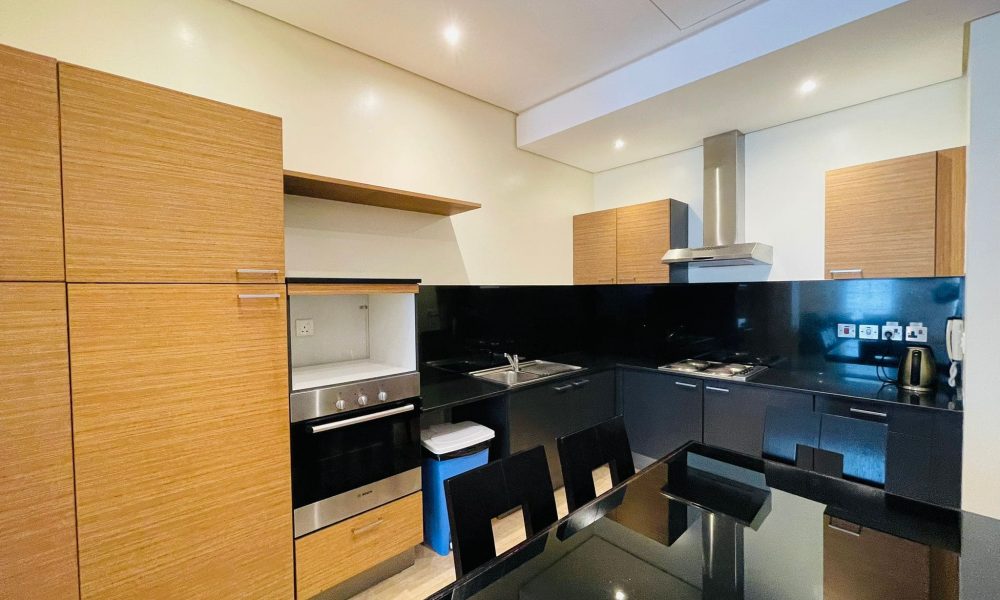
[{"x1": 421, "y1": 422, "x2": 495, "y2": 556}]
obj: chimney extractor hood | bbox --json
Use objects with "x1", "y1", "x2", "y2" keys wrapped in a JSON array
[{"x1": 662, "y1": 130, "x2": 773, "y2": 267}]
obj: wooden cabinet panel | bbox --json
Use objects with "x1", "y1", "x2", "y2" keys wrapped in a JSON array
[
  {"x1": 60, "y1": 64, "x2": 284, "y2": 283},
  {"x1": 69, "y1": 284, "x2": 292, "y2": 598},
  {"x1": 573, "y1": 209, "x2": 617, "y2": 284},
  {"x1": 935, "y1": 147, "x2": 965, "y2": 276},
  {"x1": 0, "y1": 283, "x2": 79, "y2": 598},
  {"x1": 825, "y1": 153, "x2": 938, "y2": 279},
  {"x1": 616, "y1": 200, "x2": 671, "y2": 284},
  {"x1": 0, "y1": 45, "x2": 64, "y2": 281},
  {"x1": 295, "y1": 492, "x2": 423, "y2": 599}
]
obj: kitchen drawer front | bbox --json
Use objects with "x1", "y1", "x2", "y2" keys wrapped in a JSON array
[
  {"x1": 295, "y1": 492, "x2": 423, "y2": 599},
  {"x1": 622, "y1": 370, "x2": 702, "y2": 459},
  {"x1": 815, "y1": 395, "x2": 892, "y2": 425},
  {"x1": 885, "y1": 419, "x2": 962, "y2": 509},
  {"x1": 704, "y1": 383, "x2": 813, "y2": 456}
]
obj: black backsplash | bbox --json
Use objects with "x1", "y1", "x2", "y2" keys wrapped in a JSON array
[{"x1": 418, "y1": 277, "x2": 964, "y2": 378}]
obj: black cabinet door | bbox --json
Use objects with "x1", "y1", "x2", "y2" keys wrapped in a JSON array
[
  {"x1": 509, "y1": 369, "x2": 615, "y2": 488},
  {"x1": 885, "y1": 408, "x2": 962, "y2": 508},
  {"x1": 621, "y1": 370, "x2": 702, "y2": 461},
  {"x1": 703, "y1": 382, "x2": 813, "y2": 456}
]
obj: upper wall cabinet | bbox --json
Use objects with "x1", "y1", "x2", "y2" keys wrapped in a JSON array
[
  {"x1": 0, "y1": 45, "x2": 64, "y2": 281},
  {"x1": 59, "y1": 64, "x2": 284, "y2": 283},
  {"x1": 574, "y1": 199, "x2": 687, "y2": 284},
  {"x1": 825, "y1": 148, "x2": 965, "y2": 280}
]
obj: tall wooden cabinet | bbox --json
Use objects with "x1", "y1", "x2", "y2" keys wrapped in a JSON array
[
  {"x1": 825, "y1": 148, "x2": 965, "y2": 279},
  {"x1": 573, "y1": 199, "x2": 687, "y2": 284}
]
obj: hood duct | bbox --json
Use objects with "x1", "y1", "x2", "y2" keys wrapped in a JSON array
[{"x1": 662, "y1": 130, "x2": 773, "y2": 267}]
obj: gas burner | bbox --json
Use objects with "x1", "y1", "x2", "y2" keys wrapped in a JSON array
[
  {"x1": 664, "y1": 359, "x2": 709, "y2": 372},
  {"x1": 658, "y1": 358, "x2": 768, "y2": 381}
]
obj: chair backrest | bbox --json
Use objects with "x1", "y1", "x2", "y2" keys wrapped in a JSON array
[
  {"x1": 557, "y1": 416, "x2": 636, "y2": 512},
  {"x1": 819, "y1": 413, "x2": 888, "y2": 486},
  {"x1": 444, "y1": 445, "x2": 557, "y2": 577},
  {"x1": 762, "y1": 406, "x2": 822, "y2": 464}
]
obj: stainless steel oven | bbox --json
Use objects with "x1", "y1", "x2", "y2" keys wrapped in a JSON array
[{"x1": 290, "y1": 372, "x2": 421, "y2": 537}]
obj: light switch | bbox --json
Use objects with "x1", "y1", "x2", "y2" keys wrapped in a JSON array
[
  {"x1": 837, "y1": 324, "x2": 856, "y2": 338},
  {"x1": 858, "y1": 324, "x2": 879, "y2": 340}
]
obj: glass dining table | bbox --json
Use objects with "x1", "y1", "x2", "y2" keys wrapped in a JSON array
[{"x1": 427, "y1": 442, "x2": 1000, "y2": 600}]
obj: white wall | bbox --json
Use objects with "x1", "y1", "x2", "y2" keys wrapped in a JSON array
[
  {"x1": 0, "y1": 0, "x2": 591, "y2": 284},
  {"x1": 962, "y1": 12, "x2": 1000, "y2": 520},
  {"x1": 593, "y1": 78, "x2": 969, "y2": 282}
]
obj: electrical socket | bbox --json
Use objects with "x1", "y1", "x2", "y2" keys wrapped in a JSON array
[
  {"x1": 882, "y1": 321, "x2": 903, "y2": 342},
  {"x1": 837, "y1": 323, "x2": 857, "y2": 338},
  {"x1": 905, "y1": 322, "x2": 928, "y2": 343},
  {"x1": 858, "y1": 324, "x2": 880, "y2": 340},
  {"x1": 295, "y1": 319, "x2": 314, "y2": 337}
]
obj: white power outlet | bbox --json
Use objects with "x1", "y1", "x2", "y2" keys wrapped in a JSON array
[
  {"x1": 905, "y1": 322, "x2": 928, "y2": 343},
  {"x1": 858, "y1": 324, "x2": 880, "y2": 340},
  {"x1": 295, "y1": 319, "x2": 314, "y2": 337},
  {"x1": 882, "y1": 321, "x2": 903, "y2": 342},
  {"x1": 837, "y1": 323, "x2": 856, "y2": 338}
]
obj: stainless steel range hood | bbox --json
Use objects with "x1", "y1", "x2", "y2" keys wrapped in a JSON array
[{"x1": 662, "y1": 130, "x2": 773, "y2": 267}]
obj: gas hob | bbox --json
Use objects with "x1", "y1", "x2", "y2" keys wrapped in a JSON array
[{"x1": 658, "y1": 359, "x2": 768, "y2": 382}]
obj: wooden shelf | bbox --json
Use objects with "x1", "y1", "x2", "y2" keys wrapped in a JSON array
[{"x1": 283, "y1": 170, "x2": 481, "y2": 216}]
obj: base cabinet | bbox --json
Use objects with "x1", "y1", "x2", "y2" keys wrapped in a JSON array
[
  {"x1": 621, "y1": 370, "x2": 702, "y2": 460},
  {"x1": 704, "y1": 383, "x2": 813, "y2": 456}
]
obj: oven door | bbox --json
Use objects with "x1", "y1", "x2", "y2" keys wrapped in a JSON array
[{"x1": 291, "y1": 400, "x2": 421, "y2": 537}]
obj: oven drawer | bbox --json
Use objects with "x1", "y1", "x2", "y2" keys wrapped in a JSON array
[{"x1": 295, "y1": 491, "x2": 423, "y2": 599}]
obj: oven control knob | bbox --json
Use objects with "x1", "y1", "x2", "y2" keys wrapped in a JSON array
[
  {"x1": 335, "y1": 400, "x2": 346, "y2": 411},
  {"x1": 378, "y1": 391, "x2": 388, "y2": 402},
  {"x1": 357, "y1": 394, "x2": 368, "y2": 406}
]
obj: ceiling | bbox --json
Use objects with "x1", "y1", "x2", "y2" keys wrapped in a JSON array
[{"x1": 231, "y1": 0, "x2": 764, "y2": 112}]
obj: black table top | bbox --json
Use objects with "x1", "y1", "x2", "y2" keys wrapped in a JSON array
[{"x1": 428, "y1": 443, "x2": 998, "y2": 600}]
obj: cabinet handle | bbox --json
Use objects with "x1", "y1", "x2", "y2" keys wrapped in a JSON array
[
  {"x1": 236, "y1": 268, "x2": 280, "y2": 275},
  {"x1": 827, "y1": 522, "x2": 861, "y2": 537},
  {"x1": 705, "y1": 386, "x2": 730, "y2": 393},
  {"x1": 572, "y1": 379, "x2": 590, "y2": 388},
  {"x1": 674, "y1": 381, "x2": 697, "y2": 389},
  {"x1": 597, "y1": 278, "x2": 615, "y2": 283},
  {"x1": 620, "y1": 277, "x2": 637, "y2": 282},
  {"x1": 553, "y1": 384, "x2": 574, "y2": 393},
  {"x1": 237, "y1": 293, "x2": 281, "y2": 300},
  {"x1": 849, "y1": 407, "x2": 887, "y2": 419},
  {"x1": 829, "y1": 268, "x2": 863, "y2": 278},
  {"x1": 352, "y1": 518, "x2": 384, "y2": 536}
]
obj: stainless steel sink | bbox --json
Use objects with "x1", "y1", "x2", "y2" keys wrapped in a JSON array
[{"x1": 470, "y1": 360, "x2": 582, "y2": 387}]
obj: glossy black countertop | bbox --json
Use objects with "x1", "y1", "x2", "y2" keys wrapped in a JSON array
[
  {"x1": 429, "y1": 443, "x2": 995, "y2": 600},
  {"x1": 420, "y1": 352, "x2": 962, "y2": 413}
]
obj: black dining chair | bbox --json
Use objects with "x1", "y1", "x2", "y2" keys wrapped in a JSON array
[
  {"x1": 762, "y1": 405, "x2": 822, "y2": 465},
  {"x1": 557, "y1": 416, "x2": 636, "y2": 512},
  {"x1": 819, "y1": 413, "x2": 888, "y2": 486},
  {"x1": 444, "y1": 445, "x2": 558, "y2": 577}
]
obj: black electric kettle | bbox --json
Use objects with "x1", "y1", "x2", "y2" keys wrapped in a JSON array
[{"x1": 898, "y1": 345, "x2": 935, "y2": 392}]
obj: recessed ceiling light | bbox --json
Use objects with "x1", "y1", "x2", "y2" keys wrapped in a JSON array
[
  {"x1": 614, "y1": 138, "x2": 626, "y2": 150},
  {"x1": 799, "y1": 79, "x2": 818, "y2": 95},
  {"x1": 614, "y1": 590, "x2": 627, "y2": 600},
  {"x1": 443, "y1": 23, "x2": 462, "y2": 46}
]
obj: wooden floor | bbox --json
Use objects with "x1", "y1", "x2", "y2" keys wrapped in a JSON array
[{"x1": 347, "y1": 466, "x2": 613, "y2": 600}]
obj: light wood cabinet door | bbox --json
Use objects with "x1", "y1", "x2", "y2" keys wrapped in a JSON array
[
  {"x1": 69, "y1": 284, "x2": 293, "y2": 599},
  {"x1": 935, "y1": 147, "x2": 965, "y2": 276},
  {"x1": 825, "y1": 153, "x2": 937, "y2": 279},
  {"x1": 824, "y1": 515, "x2": 931, "y2": 600},
  {"x1": 60, "y1": 64, "x2": 284, "y2": 283},
  {"x1": 0, "y1": 283, "x2": 79, "y2": 598},
  {"x1": 573, "y1": 208, "x2": 617, "y2": 284},
  {"x1": 616, "y1": 200, "x2": 671, "y2": 284},
  {"x1": 0, "y1": 45, "x2": 64, "y2": 281}
]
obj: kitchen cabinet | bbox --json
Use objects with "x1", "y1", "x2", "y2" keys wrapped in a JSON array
[
  {"x1": 703, "y1": 383, "x2": 813, "y2": 456},
  {"x1": 825, "y1": 148, "x2": 965, "y2": 279},
  {"x1": 573, "y1": 199, "x2": 688, "y2": 285},
  {"x1": 621, "y1": 370, "x2": 703, "y2": 461},
  {"x1": 0, "y1": 44, "x2": 64, "y2": 281},
  {"x1": 68, "y1": 284, "x2": 293, "y2": 598},
  {"x1": 509, "y1": 369, "x2": 616, "y2": 487},
  {"x1": 816, "y1": 395, "x2": 962, "y2": 508},
  {"x1": 59, "y1": 64, "x2": 284, "y2": 283},
  {"x1": 0, "y1": 284, "x2": 79, "y2": 599}
]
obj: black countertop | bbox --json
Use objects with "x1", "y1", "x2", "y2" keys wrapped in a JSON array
[
  {"x1": 419, "y1": 353, "x2": 962, "y2": 413},
  {"x1": 430, "y1": 442, "x2": 991, "y2": 600}
]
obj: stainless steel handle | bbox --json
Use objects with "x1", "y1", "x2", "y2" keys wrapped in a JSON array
[
  {"x1": 310, "y1": 404, "x2": 415, "y2": 433},
  {"x1": 237, "y1": 293, "x2": 280, "y2": 300},
  {"x1": 553, "y1": 384, "x2": 574, "y2": 393},
  {"x1": 827, "y1": 522, "x2": 861, "y2": 537},
  {"x1": 829, "y1": 268, "x2": 863, "y2": 278},
  {"x1": 237, "y1": 268, "x2": 280, "y2": 275},
  {"x1": 351, "y1": 518, "x2": 384, "y2": 536},
  {"x1": 674, "y1": 381, "x2": 697, "y2": 389},
  {"x1": 705, "y1": 386, "x2": 730, "y2": 393},
  {"x1": 572, "y1": 379, "x2": 590, "y2": 388},
  {"x1": 849, "y1": 407, "x2": 887, "y2": 419}
]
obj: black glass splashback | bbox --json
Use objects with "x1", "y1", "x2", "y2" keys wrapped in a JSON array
[{"x1": 418, "y1": 277, "x2": 963, "y2": 381}]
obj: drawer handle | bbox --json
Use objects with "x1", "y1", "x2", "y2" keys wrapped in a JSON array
[
  {"x1": 849, "y1": 407, "x2": 887, "y2": 419},
  {"x1": 237, "y1": 293, "x2": 281, "y2": 300},
  {"x1": 705, "y1": 386, "x2": 730, "y2": 393},
  {"x1": 553, "y1": 384, "x2": 574, "y2": 393},
  {"x1": 236, "y1": 268, "x2": 280, "y2": 275},
  {"x1": 674, "y1": 381, "x2": 697, "y2": 389},
  {"x1": 597, "y1": 278, "x2": 614, "y2": 284},
  {"x1": 829, "y1": 268, "x2": 863, "y2": 278},
  {"x1": 572, "y1": 379, "x2": 590, "y2": 388},
  {"x1": 352, "y1": 518, "x2": 384, "y2": 536},
  {"x1": 827, "y1": 522, "x2": 861, "y2": 537}
]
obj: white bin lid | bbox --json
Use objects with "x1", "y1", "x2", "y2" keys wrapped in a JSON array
[{"x1": 421, "y1": 421, "x2": 495, "y2": 455}]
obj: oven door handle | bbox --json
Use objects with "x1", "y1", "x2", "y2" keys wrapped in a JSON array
[{"x1": 310, "y1": 404, "x2": 416, "y2": 433}]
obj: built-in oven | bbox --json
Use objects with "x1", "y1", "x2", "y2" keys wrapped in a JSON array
[{"x1": 290, "y1": 372, "x2": 421, "y2": 537}]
